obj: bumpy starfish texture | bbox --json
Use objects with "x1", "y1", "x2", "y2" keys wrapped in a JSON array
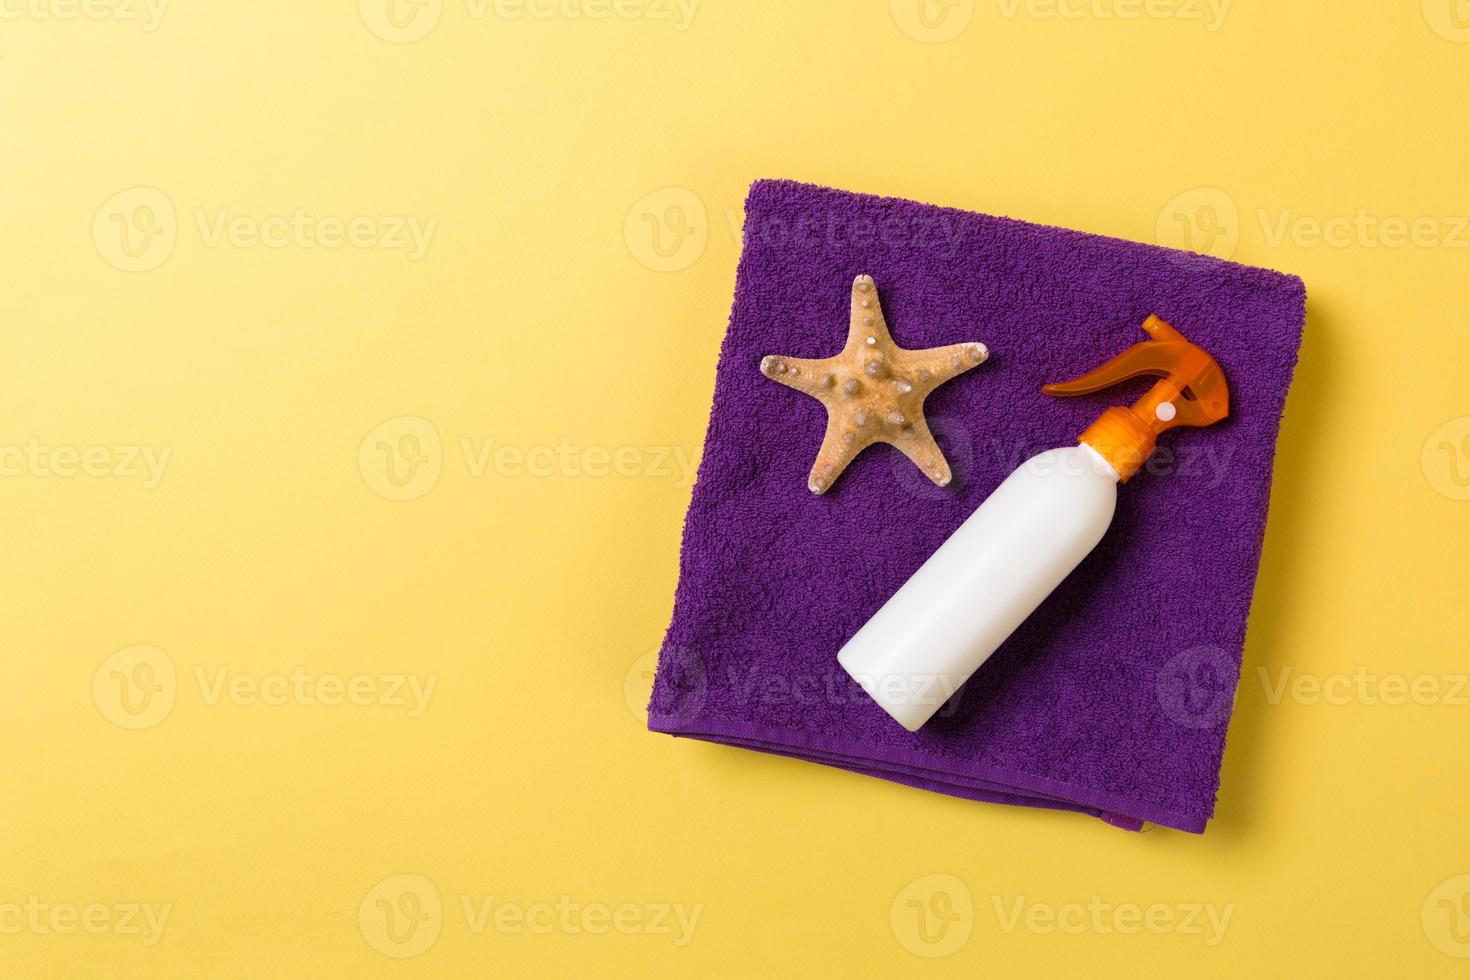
[{"x1": 760, "y1": 274, "x2": 989, "y2": 495}]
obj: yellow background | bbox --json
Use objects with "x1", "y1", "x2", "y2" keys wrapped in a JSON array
[{"x1": 2, "y1": 0, "x2": 1468, "y2": 975}]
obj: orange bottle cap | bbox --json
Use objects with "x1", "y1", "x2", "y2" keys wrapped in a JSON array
[{"x1": 1041, "y1": 316, "x2": 1230, "y2": 482}]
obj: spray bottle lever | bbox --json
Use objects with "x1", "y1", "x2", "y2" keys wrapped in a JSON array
[{"x1": 1041, "y1": 316, "x2": 1230, "y2": 481}]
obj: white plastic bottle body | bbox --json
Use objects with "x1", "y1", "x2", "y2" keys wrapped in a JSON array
[{"x1": 837, "y1": 444, "x2": 1120, "y2": 731}]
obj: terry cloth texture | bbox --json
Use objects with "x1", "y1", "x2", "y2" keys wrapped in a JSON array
[{"x1": 648, "y1": 179, "x2": 1306, "y2": 833}]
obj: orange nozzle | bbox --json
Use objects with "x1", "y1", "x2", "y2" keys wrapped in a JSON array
[{"x1": 1041, "y1": 315, "x2": 1229, "y2": 482}]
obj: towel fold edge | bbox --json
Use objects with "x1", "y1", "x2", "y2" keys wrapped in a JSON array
[{"x1": 649, "y1": 712, "x2": 1204, "y2": 834}]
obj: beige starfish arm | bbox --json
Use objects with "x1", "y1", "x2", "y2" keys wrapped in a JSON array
[
  {"x1": 846, "y1": 274, "x2": 895, "y2": 350},
  {"x1": 758, "y1": 354, "x2": 842, "y2": 396},
  {"x1": 758, "y1": 275, "x2": 991, "y2": 495},
  {"x1": 903, "y1": 341, "x2": 990, "y2": 392},
  {"x1": 892, "y1": 417, "x2": 954, "y2": 488},
  {"x1": 807, "y1": 414, "x2": 870, "y2": 495}
]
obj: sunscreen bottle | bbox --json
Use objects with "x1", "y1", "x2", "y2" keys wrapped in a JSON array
[{"x1": 837, "y1": 316, "x2": 1231, "y2": 731}]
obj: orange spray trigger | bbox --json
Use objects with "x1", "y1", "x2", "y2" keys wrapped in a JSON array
[{"x1": 1041, "y1": 316, "x2": 1230, "y2": 482}]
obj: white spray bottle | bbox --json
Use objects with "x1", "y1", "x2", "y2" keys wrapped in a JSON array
[{"x1": 837, "y1": 316, "x2": 1231, "y2": 731}]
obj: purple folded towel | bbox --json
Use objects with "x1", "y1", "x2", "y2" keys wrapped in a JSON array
[{"x1": 649, "y1": 179, "x2": 1305, "y2": 833}]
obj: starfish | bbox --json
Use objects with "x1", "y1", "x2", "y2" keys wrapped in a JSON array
[{"x1": 760, "y1": 274, "x2": 989, "y2": 495}]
